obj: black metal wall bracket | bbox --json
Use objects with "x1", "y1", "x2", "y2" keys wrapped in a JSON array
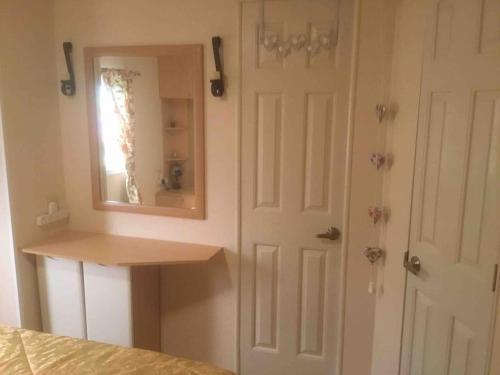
[
  {"x1": 61, "y1": 42, "x2": 76, "y2": 96},
  {"x1": 210, "y1": 36, "x2": 225, "y2": 97}
]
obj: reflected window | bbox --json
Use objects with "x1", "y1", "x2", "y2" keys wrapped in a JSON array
[{"x1": 98, "y1": 77, "x2": 126, "y2": 174}]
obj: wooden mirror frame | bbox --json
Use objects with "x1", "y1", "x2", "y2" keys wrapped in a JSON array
[{"x1": 84, "y1": 45, "x2": 205, "y2": 219}]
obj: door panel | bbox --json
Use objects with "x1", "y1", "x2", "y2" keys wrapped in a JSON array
[
  {"x1": 298, "y1": 248, "x2": 327, "y2": 356},
  {"x1": 254, "y1": 244, "x2": 279, "y2": 350},
  {"x1": 304, "y1": 93, "x2": 336, "y2": 213},
  {"x1": 256, "y1": 93, "x2": 282, "y2": 209},
  {"x1": 401, "y1": 0, "x2": 500, "y2": 374},
  {"x1": 241, "y1": 1, "x2": 353, "y2": 374}
]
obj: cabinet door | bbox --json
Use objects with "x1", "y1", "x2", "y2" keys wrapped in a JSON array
[
  {"x1": 83, "y1": 263, "x2": 133, "y2": 347},
  {"x1": 37, "y1": 256, "x2": 86, "y2": 339}
]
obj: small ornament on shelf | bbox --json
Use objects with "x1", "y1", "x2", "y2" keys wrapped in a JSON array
[{"x1": 169, "y1": 163, "x2": 183, "y2": 190}]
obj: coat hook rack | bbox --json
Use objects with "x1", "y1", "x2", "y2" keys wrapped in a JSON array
[
  {"x1": 210, "y1": 36, "x2": 225, "y2": 97},
  {"x1": 61, "y1": 42, "x2": 76, "y2": 96}
]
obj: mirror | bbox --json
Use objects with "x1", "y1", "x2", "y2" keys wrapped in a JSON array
[{"x1": 85, "y1": 45, "x2": 205, "y2": 219}]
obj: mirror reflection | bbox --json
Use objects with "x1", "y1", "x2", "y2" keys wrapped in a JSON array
[{"x1": 87, "y1": 46, "x2": 205, "y2": 219}]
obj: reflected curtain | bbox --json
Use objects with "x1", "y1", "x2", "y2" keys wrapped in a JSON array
[{"x1": 101, "y1": 68, "x2": 142, "y2": 205}]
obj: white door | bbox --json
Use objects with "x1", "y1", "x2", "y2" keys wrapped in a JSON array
[
  {"x1": 400, "y1": 0, "x2": 500, "y2": 374},
  {"x1": 240, "y1": 1, "x2": 354, "y2": 374}
]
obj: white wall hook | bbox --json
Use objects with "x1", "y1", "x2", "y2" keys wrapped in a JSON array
[{"x1": 36, "y1": 201, "x2": 69, "y2": 227}]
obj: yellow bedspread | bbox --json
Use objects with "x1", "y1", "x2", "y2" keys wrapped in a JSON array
[{"x1": 0, "y1": 326, "x2": 233, "y2": 374}]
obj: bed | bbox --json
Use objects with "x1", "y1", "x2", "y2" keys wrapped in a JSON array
[{"x1": 0, "y1": 326, "x2": 234, "y2": 374}]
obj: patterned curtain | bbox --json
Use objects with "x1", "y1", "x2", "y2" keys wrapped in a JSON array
[{"x1": 101, "y1": 68, "x2": 142, "y2": 205}]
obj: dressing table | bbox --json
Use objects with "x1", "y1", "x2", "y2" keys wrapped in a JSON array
[{"x1": 23, "y1": 230, "x2": 222, "y2": 351}]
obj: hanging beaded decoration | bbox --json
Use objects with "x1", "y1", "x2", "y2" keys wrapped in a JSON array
[{"x1": 365, "y1": 99, "x2": 394, "y2": 294}]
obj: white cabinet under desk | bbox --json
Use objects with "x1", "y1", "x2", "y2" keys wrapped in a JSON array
[
  {"x1": 36, "y1": 256, "x2": 86, "y2": 339},
  {"x1": 25, "y1": 230, "x2": 222, "y2": 351}
]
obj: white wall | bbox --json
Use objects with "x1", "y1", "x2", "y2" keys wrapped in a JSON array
[
  {"x1": 341, "y1": 1, "x2": 396, "y2": 373},
  {"x1": 0, "y1": 0, "x2": 68, "y2": 330},
  {"x1": 0, "y1": 105, "x2": 20, "y2": 327},
  {"x1": 371, "y1": 1, "x2": 426, "y2": 374},
  {"x1": 52, "y1": 0, "x2": 239, "y2": 370}
]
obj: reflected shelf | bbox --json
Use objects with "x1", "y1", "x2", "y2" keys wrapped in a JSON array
[{"x1": 157, "y1": 186, "x2": 194, "y2": 196}]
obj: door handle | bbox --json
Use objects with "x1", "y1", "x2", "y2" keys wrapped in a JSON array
[
  {"x1": 317, "y1": 227, "x2": 341, "y2": 241},
  {"x1": 404, "y1": 252, "x2": 421, "y2": 275}
]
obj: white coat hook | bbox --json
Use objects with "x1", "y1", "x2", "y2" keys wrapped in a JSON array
[{"x1": 36, "y1": 201, "x2": 70, "y2": 227}]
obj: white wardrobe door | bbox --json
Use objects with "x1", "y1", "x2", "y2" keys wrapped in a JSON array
[
  {"x1": 37, "y1": 256, "x2": 86, "y2": 339},
  {"x1": 83, "y1": 263, "x2": 133, "y2": 347}
]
